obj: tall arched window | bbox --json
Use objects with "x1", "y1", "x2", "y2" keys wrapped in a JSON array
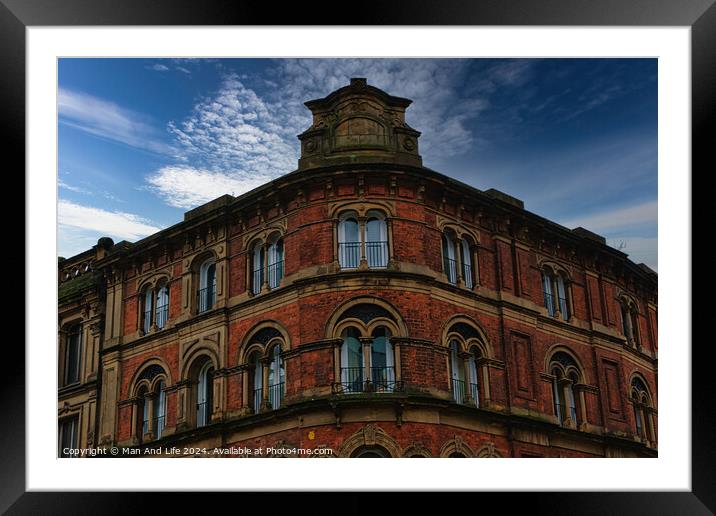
[
  {"x1": 631, "y1": 377, "x2": 655, "y2": 444},
  {"x1": 198, "y1": 258, "x2": 216, "y2": 313},
  {"x1": 340, "y1": 327, "x2": 364, "y2": 393},
  {"x1": 338, "y1": 212, "x2": 361, "y2": 269},
  {"x1": 370, "y1": 326, "x2": 395, "y2": 392},
  {"x1": 153, "y1": 380, "x2": 166, "y2": 439},
  {"x1": 196, "y1": 361, "x2": 214, "y2": 427},
  {"x1": 64, "y1": 324, "x2": 82, "y2": 386},
  {"x1": 442, "y1": 232, "x2": 458, "y2": 285},
  {"x1": 251, "y1": 241, "x2": 265, "y2": 294},
  {"x1": 541, "y1": 266, "x2": 571, "y2": 321},
  {"x1": 449, "y1": 340, "x2": 466, "y2": 402},
  {"x1": 249, "y1": 351, "x2": 263, "y2": 413},
  {"x1": 365, "y1": 211, "x2": 388, "y2": 268},
  {"x1": 155, "y1": 282, "x2": 169, "y2": 330},
  {"x1": 620, "y1": 297, "x2": 641, "y2": 348},
  {"x1": 460, "y1": 237, "x2": 475, "y2": 289},
  {"x1": 467, "y1": 345, "x2": 481, "y2": 408},
  {"x1": 143, "y1": 287, "x2": 154, "y2": 334},
  {"x1": 268, "y1": 345, "x2": 285, "y2": 409},
  {"x1": 267, "y1": 235, "x2": 284, "y2": 289},
  {"x1": 549, "y1": 352, "x2": 582, "y2": 428},
  {"x1": 137, "y1": 386, "x2": 149, "y2": 442}
]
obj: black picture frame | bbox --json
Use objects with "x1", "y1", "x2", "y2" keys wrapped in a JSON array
[{"x1": 4, "y1": 0, "x2": 711, "y2": 513}]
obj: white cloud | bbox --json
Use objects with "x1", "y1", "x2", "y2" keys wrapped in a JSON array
[
  {"x1": 149, "y1": 64, "x2": 170, "y2": 72},
  {"x1": 146, "y1": 166, "x2": 271, "y2": 209},
  {"x1": 58, "y1": 88, "x2": 175, "y2": 155},
  {"x1": 58, "y1": 200, "x2": 162, "y2": 242},
  {"x1": 560, "y1": 200, "x2": 657, "y2": 234},
  {"x1": 58, "y1": 179, "x2": 91, "y2": 195}
]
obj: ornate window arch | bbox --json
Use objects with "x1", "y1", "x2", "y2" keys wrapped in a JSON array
[
  {"x1": 540, "y1": 262, "x2": 572, "y2": 321},
  {"x1": 194, "y1": 253, "x2": 217, "y2": 314},
  {"x1": 547, "y1": 350, "x2": 584, "y2": 428},
  {"x1": 130, "y1": 361, "x2": 170, "y2": 442},
  {"x1": 336, "y1": 206, "x2": 390, "y2": 270},
  {"x1": 327, "y1": 297, "x2": 406, "y2": 395},
  {"x1": 239, "y1": 323, "x2": 289, "y2": 414},
  {"x1": 630, "y1": 375, "x2": 656, "y2": 445},
  {"x1": 443, "y1": 318, "x2": 491, "y2": 407},
  {"x1": 439, "y1": 223, "x2": 480, "y2": 289},
  {"x1": 138, "y1": 274, "x2": 172, "y2": 334},
  {"x1": 248, "y1": 230, "x2": 286, "y2": 295}
]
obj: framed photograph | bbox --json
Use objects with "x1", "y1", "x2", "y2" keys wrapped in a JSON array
[{"x1": 7, "y1": 0, "x2": 710, "y2": 512}]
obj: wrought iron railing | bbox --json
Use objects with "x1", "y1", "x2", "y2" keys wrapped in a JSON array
[
  {"x1": 340, "y1": 367, "x2": 365, "y2": 393},
  {"x1": 451, "y1": 378, "x2": 466, "y2": 403},
  {"x1": 197, "y1": 287, "x2": 215, "y2": 314},
  {"x1": 252, "y1": 387, "x2": 263, "y2": 413},
  {"x1": 267, "y1": 260, "x2": 284, "y2": 289},
  {"x1": 444, "y1": 257, "x2": 458, "y2": 284},
  {"x1": 469, "y1": 382, "x2": 480, "y2": 408},
  {"x1": 338, "y1": 242, "x2": 361, "y2": 269},
  {"x1": 544, "y1": 292, "x2": 556, "y2": 317},
  {"x1": 463, "y1": 262, "x2": 473, "y2": 289},
  {"x1": 143, "y1": 309, "x2": 152, "y2": 334},
  {"x1": 369, "y1": 366, "x2": 397, "y2": 392},
  {"x1": 155, "y1": 304, "x2": 169, "y2": 329},
  {"x1": 153, "y1": 415, "x2": 165, "y2": 439},
  {"x1": 366, "y1": 241, "x2": 388, "y2": 268},
  {"x1": 268, "y1": 382, "x2": 285, "y2": 409},
  {"x1": 555, "y1": 403, "x2": 577, "y2": 425},
  {"x1": 558, "y1": 296, "x2": 569, "y2": 320},
  {"x1": 196, "y1": 401, "x2": 210, "y2": 427}
]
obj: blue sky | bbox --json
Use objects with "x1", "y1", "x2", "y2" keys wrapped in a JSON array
[{"x1": 58, "y1": 58, "x2": 657, "y2": 270}]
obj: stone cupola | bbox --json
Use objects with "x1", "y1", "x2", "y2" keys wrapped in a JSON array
[{"x1": 297, "y1": 78, "x2": 422, "y2": 170}]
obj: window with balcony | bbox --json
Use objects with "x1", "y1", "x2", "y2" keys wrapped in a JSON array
[
  {"x1": 548, "y1": 351, "x2": 583, "y2": 428},
  {"x1": 445, "y1": 321, "x2": 489, "y2": 407},
  {"x1": 58, "y1": 416, "x2": 78, "y2": 457},
  {"x1": 196, "y1": 360, "x2": 214, "y2": 427},
  {"x1": 141, "y1": 281, "x2": 170, "y2": 334},
  {"x1": 541, "y1": 266, "x2": 571, "y2": 321},
  {"x1": 339, "y1": 325, "x2": 396, "y2": 393},
  {"x1": 631, "y1": 376, "x2": 655, "y2": 445},
  {"x1": 153, "y1": 380, "x2": 166, "y2": 439},
  {"x1": 441, "y1": 229, "x2": 477, "y2": 288},
  {"x1": 620, "y1": 297, "x2": 641, "y2": 348},
  {"x1": 197, "y1": 258, "x2": 216, "y2": 313},
  {"x1": 338, "y1": 210, "x2": 388, "y2": 269},
  {"x1": 242, "y1": 327, "x2": 287, "y2": 414},
  {"x1": 250, "y1": 235, "x2": 285, "y2": 295},
  {"x1": 63, "y1": 324, "x2": 82, "y2": 386}
]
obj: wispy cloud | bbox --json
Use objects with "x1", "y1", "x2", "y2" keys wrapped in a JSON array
[
  {"x1": 58, "y1": 200, "x2": 162, "y2": 241},
  {"x1": 58, "y1": 179, "x2": 91, "y2": 195},
  {"x1": 146, "y1": 166, "x2": 271, "y2": 209},
  {"x1": 148, "y1": 63, "x2": 170, "y2": 72},
  {"x1": 558, "y1": 200, "x2": 657, "y2": 234},
  {"x1": 58, "y1": 88, "x2": 175, "y2": 155}
]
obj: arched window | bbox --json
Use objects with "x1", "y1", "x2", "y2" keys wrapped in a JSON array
[
  {"x1": 460, "y1": 237, "x2": 475, "y2": 289},
  {"x1": 620, "y1": 297, "x2": 641, "y2": 348},
  {"x1": 449, "y1": 340, "x2": 466, "y2": 402},
  {"x1": 340, "y1": 327, "x2": 364, "y2": 393},
  {"x1": 549, "y1": 352, "x2": 582, "y2": 428},
  {"x1": 155, "y1": 282, "x2": 169, "y2": 330},
  {"x1": 198, "y1": 258, "x2": 216, "y2": 313},
  {"x1": 631, "y1": 377, "x2": 655, "y2": 444},
  {"x1": 137, "y1": 385, "x2": 149, "y2": 442},
  {"x1": 267, "y1": 235, "x2": 284, "y2": 289},
  {"x1": 268, "y1": 345, "x2": 285, "y2": 409},
  {"x1": 64, "y1": 324, "x2": 82, "y2": 386},
  {"x1": 370, "y1": 326, "x2": 395, "y2": 392},
  {"x1": 252, "y1": 241, "x2": 265, "y2": 294},
  {"x1": 365, "y1": 211, "x2": 388, "y2": 268},
  {"x1": 142, "y1": 287, "x2": 154, "y2": 334},
  {"x1": 467, "y1": 345, "x2": 481, "y2": 408},
  {"x1": 153, "y1": 380, "x2": 166, "y2": 439},
  {"x1": 442, "y1": 232, "x2": 458, "y2": 284},
  {"x1": 249, "y1": 351, "x2": 263, "y2": 413},
  {"x1": 352, "y1": 446, "x2": 390, "y2": 458},
  {"x1": 338, "y1": 212, "x2": 361, "y2": 269},
  {"x1": 196, "y1": 361, "x2": 214, "y2": 427},
  {"x1": 541, "y1": 266, "x2": 571, "y2": 320}
]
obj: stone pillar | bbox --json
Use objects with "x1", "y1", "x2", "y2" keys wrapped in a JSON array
[
  {"x1": 358, "y1": 217, "x2": 368, "y2": 269},
  {"x1": 143, "y1": 393, "x2": 155, "y2": 441},
  {"x1": 480, "y1": 362, "x2": 491, "y2": 404},
  {"x1": 455, "y1": 238, "x2": 464, "y2": 287},
  {"x1": 174, "y1": 380, "x2": 191, "y2": 431},
  {"x1": 260, "y1": 357, "x2": 270, "y2": 410},
  {"x1": 360, "y1": 337, "x2": 373, "y2": 387},
  {"x1": 391, "y1": 337, "x2": 401, "y2": 382},
  {"x1": 261, "y1": 242, "x2": 270, "y2": 291}
]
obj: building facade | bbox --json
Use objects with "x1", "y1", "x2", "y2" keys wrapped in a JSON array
[{"x1": 58, "y1": 78, "x2": 658, "y2": 458}]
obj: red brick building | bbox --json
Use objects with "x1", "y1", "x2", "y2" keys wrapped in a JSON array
[{"x1": 59, "y1": 78, "x2": 658, "y2": 458}]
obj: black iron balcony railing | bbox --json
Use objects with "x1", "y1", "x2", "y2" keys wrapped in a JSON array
[
  {"x1": 143, "y1": 309, "x2": 152, "y2": 334},
  {"x1": 558, "y1": 296, "x2": 569, "y2": 320},
  {"x1": 463, "y1": 262, "x2": 473, "y2": 289},
  {"x1": 544, "y1": 291, "x2": 556, "y2": 316},
  {"x1": 197, "y1": 287, "x2": 215, "y2": 314},
  {"x1": 153, "y1": 415, "x2": 165, "y2": 439},
  {"x1": 338, "y1": 242, "x2": 361, "y2": 269},
  {"x1": 340, "y1": 367, "x2": 365, "y2": 393},
  {"x1": 369, "y1": 366, "x2": 397, "y2": 392},
  {"x1": 469, "y1": 382, "x2": 480, "y2": 408},
  {"x1": 444, "y1": 257, "x2": 457, "y2": 284},
  {"x1": 366, "y1": 241, "x2": 389, "y2": 268},
  {"x1": 267, "y1": 260, "x2": 284, "y2": 289},
  {"x1": 451, "y1": 378, "x2": 466, "y2": 403},
  {"x1": 252, "y1": 387, "x2": 262, "y2": 413},
  {"x1": 555, "y1": 403, "x2": 577, "y2": 425},
  {"x1": 196, "y1": 401, "x2": 210, "y2": 427},
  {"x1": 155, "y1": 304, "x2": 168, "y2": 329},
  {"x1": 268, "y1": 382, "x2": 285, "y2": 409}
]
